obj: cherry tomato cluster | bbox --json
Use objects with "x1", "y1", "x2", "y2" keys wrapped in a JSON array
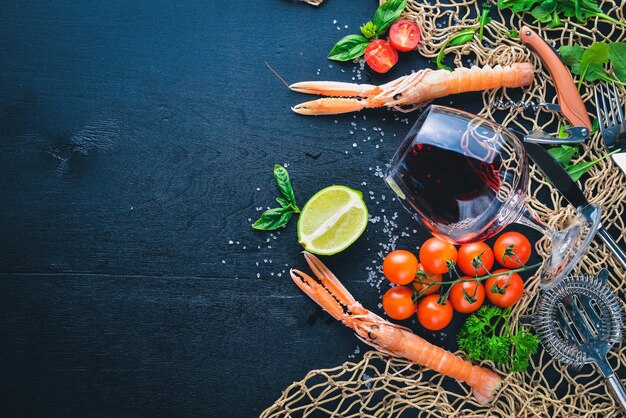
[
  {"x1": 381, "y1": 232, "x2": 533, "y2": 331},
  {"x1": 365, "y1": 20, "x2": 421, "y2": 74}
]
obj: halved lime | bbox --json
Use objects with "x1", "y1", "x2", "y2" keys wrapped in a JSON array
[{"x1": 297, "y1": 185, "x2": 368, "y2": 256}]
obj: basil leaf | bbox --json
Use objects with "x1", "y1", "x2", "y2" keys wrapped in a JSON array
[
  {"x1": 578, "y1": 42, "x2": 609, "y2": 88},
  {"x1": 559, "y1": 44, "x2": 584, "y2": 75},
  {"x1": 328, "y1": 34, "x2": 370, "y2": 62},
  {"x1": 360, "y1": 21, "x2": 378, "y2": 39},
  {"x1": 609, "y1": 43, "x2": 626, "y2": 82},
  {"x1": 547, "y1": 144, "x2": 578, "y2": 165},
  {"x1": 373, "y1": 0, "x2": 407, "y2": 34},
  {"x1": 252, "y1": 207, "x2": 293, "y2": 231},
  {"x1": 276, "y1": 197, "x2": 290, "y2": 208},
  {"x1": 274, "y1": 164, "x2": 298, "y2": 208}
]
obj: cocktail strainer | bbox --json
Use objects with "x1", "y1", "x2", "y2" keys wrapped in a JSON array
[{"x1": 525, "y1": 269, "x2": 626, "y2": 410}]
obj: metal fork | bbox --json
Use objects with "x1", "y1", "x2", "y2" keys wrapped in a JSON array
[{"x1": 593, "y1": 83, "x2": 626, "y2": 176}]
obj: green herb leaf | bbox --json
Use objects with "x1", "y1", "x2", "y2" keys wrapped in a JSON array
[
  {"x1": 276, "y1": 197, "x2": 290, "y2": 208},
  {"x1": 457, "y1": 306, "x2": 538, "y2": 372},
  {"x1": 507, "y1": 29, "x2": 519, "y2": 38},
  {"x1": 559, "y1": 44, "x2": 584, "y2": 76},
  {"x1": 609, "y1": 43, "x2": 626, "y2": 82},
  {"x1": 360, "y1": 21, "x2": 378, "y2": 39},
  {"x1": 274, "y1": 164, "x2": 298, "y2": 209},
  {"x1": 578, "y1": 42, "x2": 610, "y2": 89},
  {"x1": 252, "y1": 207, "x2": 293, "y2": 231},
  {"x1": 565, "y1": 149, "x2": 621, "y2": 181},
  {"x1": 449, "y1": 29, "x2": 476, "y2": 46},
  {"x1": 548, "y1": 144, "x2": 578, "y2": 165},
  {"x1": 478, "y1": 3, "x2": 492, "y2": 41},
  {"x1": 373, "y1": 0, "x2": 407, "y2": 34},
  {"x1": 328, "y1": 34, "x2": 371, "y2": 62},
  {"x1": 434, "y1": 28, "x2": 476, "y2": 71}
]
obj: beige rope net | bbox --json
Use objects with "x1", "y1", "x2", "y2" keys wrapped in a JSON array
[{"x1": 263, "y1": 1, "x2": 626, "y2": 416}]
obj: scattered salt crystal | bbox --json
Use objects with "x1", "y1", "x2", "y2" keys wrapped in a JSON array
[
  {"x1": 228, "y1": 240, "x2": 233, "y2": 244},
  {"x1": 332, "y1": 19, "x2": 337, "y2": 24},
  {"x1": 352, "y1": 143, "x2": 357, "y2": 147}
]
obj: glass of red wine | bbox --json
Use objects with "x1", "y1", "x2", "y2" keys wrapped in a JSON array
[{"x1": 385, "y1": 105, "x2": 601, "y2": 289}]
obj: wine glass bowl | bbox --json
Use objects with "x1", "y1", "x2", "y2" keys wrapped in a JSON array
[{"x1": 385, "y1": 105, "x2": 601, "y2": 289}]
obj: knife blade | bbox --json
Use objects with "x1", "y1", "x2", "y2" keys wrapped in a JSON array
[
  {"x1": 520, "y1": 26, "x2": 593, "y2": 131},
  {"x1": 523, "y1": 141, "x2": 626, "y2": 268}
]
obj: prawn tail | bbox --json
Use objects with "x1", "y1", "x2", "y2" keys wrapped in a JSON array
[{"x1": 424, "y1": 63, "x2": 534, "y2": 99}]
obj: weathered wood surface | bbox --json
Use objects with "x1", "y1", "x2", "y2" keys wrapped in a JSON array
[{"x1": 0, "y1": 1, "x2": 546, "y2": 417}]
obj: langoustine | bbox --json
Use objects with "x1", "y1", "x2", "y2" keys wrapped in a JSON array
[
  {"x1": 290, "y1": 63, "x2": 534, "y2": 115},
  {"x1": 290, "y1": 252, "x2": 501, "y2": 404}
]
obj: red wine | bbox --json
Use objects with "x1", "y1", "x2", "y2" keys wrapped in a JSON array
[{"x1": 396, "y1": 143, "x2": 503, "y2": 227}]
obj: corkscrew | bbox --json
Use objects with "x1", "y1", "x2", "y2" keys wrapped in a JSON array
[{"x1": 503, "y1": 26, "x2": 593, "y2": 145}]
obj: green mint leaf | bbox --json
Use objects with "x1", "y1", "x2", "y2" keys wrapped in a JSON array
[
  {"x1": 559, "y1": 44, "x2": 584, "y2": 75},
  {"x1": 609, "y1": 42, "x2": 626, "y2": 82},
  {"x1": 360, "y1": 21, "x2": 378, "y2": 39},
  {"x1": 591, "y1": 117, "x2": 600, "y2": 134},
  {"x1": 328, "y1": 34, "x2": 370, "y2": 62},
  {"x1": 548, "y1": 143, "x2": 578, "y2": 165},
  {"x1": 373, "y1": 0, "x2": 407, "y2": 34},
  {"x1": 252, "y1": 207, "x2": 293, "y2": 231},
  {"x1": 274, "y1": 164, "x2": 298, "y2": 209}
]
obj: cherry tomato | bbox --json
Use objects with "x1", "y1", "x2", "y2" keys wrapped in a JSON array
[
  {"x1": 383, "y1": 250, "x2": 419, "y2": 285},
  {"x1": 494, "y1": 232, "x2": 532, "y2": 268},
  {"x1": 485, "y1": 269, "x2": 524, "y2": 308},
  {"x1": 364, "y1": 40, "x2": 398, "y2": 74},
  {"x1": 457, "y1": 242, "x2": 495, "y2": 277},
  {"x1": 382, "y1": 286, "x2": 416, "y2": 320},
  {"x1": 449, "y1": 279, "x2": 485, "y2": 314},
  {"x1": 419, "y1": 237, "x2": 458, "y2": 274},
  {"x1": 412, "y1": 263, "x2": 442, "y2": 296},
  {"x1": 389, "y1": 19, "x2": 421, "y2": 52},
  {"x1": 416, "y1": 294, "x2": 453, "y2": 331}
]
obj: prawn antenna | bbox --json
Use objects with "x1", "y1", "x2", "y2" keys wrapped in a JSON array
[{"x1": 265, "y1": 61, "x2": 290, "y2": 89}]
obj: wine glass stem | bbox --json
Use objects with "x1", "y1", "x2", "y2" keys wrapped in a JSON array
[{"x1": 516, "y1": 207, "x2": 556, "y2": 240}]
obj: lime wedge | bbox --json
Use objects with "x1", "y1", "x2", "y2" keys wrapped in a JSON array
[{"x1": 297, "y1": 185, "x2": 368, "y2": 255}]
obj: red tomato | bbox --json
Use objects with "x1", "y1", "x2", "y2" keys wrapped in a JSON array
[
  {"x1": 389, "y1": 19, "x2": 421, "y2": 52},
  {"x1": 364, "y1": 40, "x2": 398, "y2": 74},
  {"x1": 485, "y1": 269, "x2": 524, "y2": 308},
  {"x1": 419, "y1": 237, "x2": 458, "y2": 274},
  {"x1": 383, "y1": 250, "x2": 419, "y2": 285},
  {"x1": 457, "y1": 242, "x2": 495, "y2": 277},
  {"x1": 449, "y1": 279, "x2": 485, "y2": 314},
  {"x1": 382, "y1": 286, "x2": 416, "y2": 320},
  {"x1": 494, "y1": 232, "x2": 532, "y2": 268},
  {"x1": 417, "y1": 294, "x2": 453, "y2": 331},
  {"x1": 412, "y1": 263, "x2": 442, "y2": 296}
]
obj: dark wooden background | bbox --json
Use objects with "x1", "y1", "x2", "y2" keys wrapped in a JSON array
[{"x1": 0, "y1": 1, "x2": 552, "y2": 417}]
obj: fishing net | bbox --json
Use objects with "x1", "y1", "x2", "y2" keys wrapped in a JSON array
[{"x1": 263, "y1": 1, "x2": 626, "y2": 416}]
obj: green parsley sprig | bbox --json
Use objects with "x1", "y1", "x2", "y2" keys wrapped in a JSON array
[{"x1": 457, "y1": 306, "x2": 539, "y2": 372}]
